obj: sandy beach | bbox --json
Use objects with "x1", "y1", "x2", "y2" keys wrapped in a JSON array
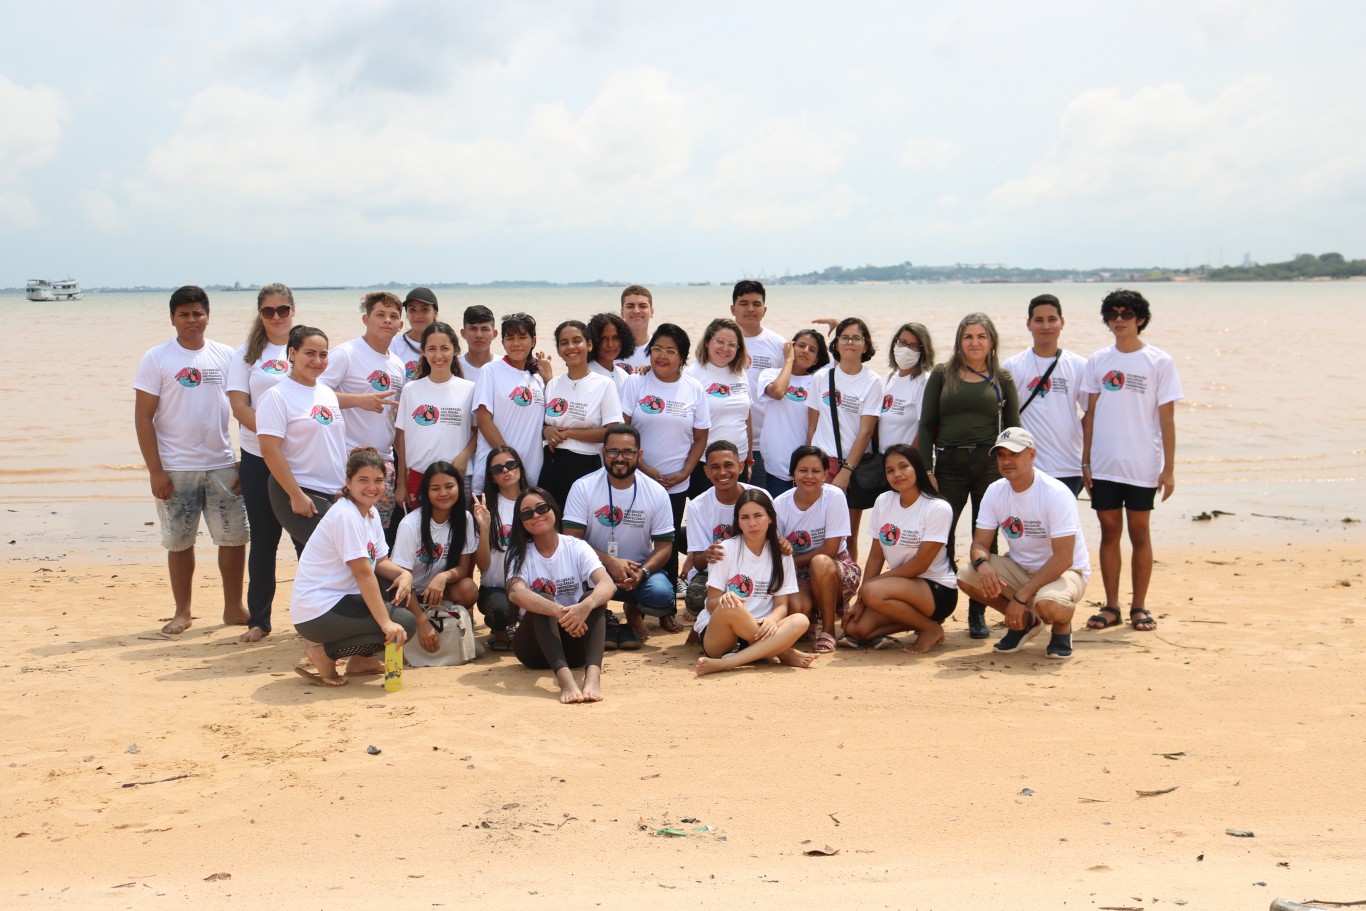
[{"x1": 4, "y1": 533, "x2": 1363, "y2": 909}]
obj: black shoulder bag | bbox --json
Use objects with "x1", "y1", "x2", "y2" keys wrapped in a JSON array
[
  {"x1": 828, "y1": 367, "x2": 887, "y2": 501},
  {"x1": 1018, "y1": 353, "x2": 1061, "y2": 415}
]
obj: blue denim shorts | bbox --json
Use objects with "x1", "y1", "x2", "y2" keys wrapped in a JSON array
[{"x1": 156, "y1": 467, "x2": 249, "y2": 551}]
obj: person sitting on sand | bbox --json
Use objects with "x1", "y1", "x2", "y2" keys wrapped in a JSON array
[
  {"x1": 289, "y1": 448, "x2": 417, "y2": 686},
  {"x1": 390, "y1": 461, "x2": 479, "y2": 658},
  {"x1": 472, "y1": 445, "x2": 529, "y2": 652},
  {"x1": 841, "y1": 444, "x2": 958, "y2": 652},
  {"x1": 505, "y1": 488, "x2": 616, "y2": 703},
  {"x1": 695, "y1": 490, "x2": 818, "y2": 677},
  {"x1": 682, "y1": 441, "x2": 757, "y2": 619},
  {"x1": 955, "y1": 428, "x2": 1091, "y2": 660}
]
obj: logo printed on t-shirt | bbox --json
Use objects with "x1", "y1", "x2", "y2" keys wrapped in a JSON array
[
  {"x1": 508, "y1": 386, "x2": 534, "y2": 406},
  {"x1": 175, "y1": 367, "x2": 202, "y2": 387},
  {"x1": 530, "y1": 578, "x2": 557, "y2": 597},
  {"x1": 496, "y1": 524, "x2": 511, "y2": 548},
  {"x1": 637, "y1": 395, "x2": 665, "y2": 415},
  {"x1": 412, "y1": 404, "x2": 439, "y2": 426},
  {"x1": 821, "y1": 389, "x2": 842, "y2": 407},
  {"x1": 366, "y1": 541, "x2": 377, "y2": 565},
  {"x1": 367, "y1": 370, "x2": 392, "y2": 392},
  {"x1": 417, "y1": 542, "x2": 444, "y2": 565},
  {"x1": 881, "y1": 393, "x2": 894, "y2": 412},
  {"x1": 546, "y1": 397, "x2": 569, "y2": 417},
  {"x1": 878, "y1": 523, "x2": 901, "y2": 546},
  {"x1": 705, "y1": 383, "x2": 731, "y2": 398},
  {"x1": 1102, "y1": 370, "x2": 1126, "y2": 392},
  {"x1": 261, "y1": 359, "x2": 287, "y2": 375},
  {"x1": 309, "y1": 405, "x2": 335, "y2": 425},
  {"x1": 1028, "y1": 376, "x2": 1052, "y2": 396},
  {"x1": 726, "y1": 574, "x2": 754, "y2": 597},
  {"x1": 594, "y1": 505, "x2": 623, "y2": 527},
  {"x1": 711, "y1": 523, "x2": 737, "y2": 543},
  {"x1": 1000, "y1": 516, "x2": 1024, "y2": 539},
  {"x1": 786, "y1": 530, "x2": 813, "y2": 552},
  {"x1": 784, "y1": 386, "x2": 807, "y2": 402},
  {"x1": 404, "y1": 361, "x2": 419, "y2": 381}
]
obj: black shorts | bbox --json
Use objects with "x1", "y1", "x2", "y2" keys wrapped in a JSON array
[
  {"x1": 927, "y1": 579, "x2": 959, "y2": 623},
  {"x1": 1090, "y1": 479, "x2": 1157, "y2": 512}
]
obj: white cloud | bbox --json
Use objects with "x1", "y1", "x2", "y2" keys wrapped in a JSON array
[
  {"x1": 0, "y1": 77, "x2": 67, "y2": 229},
  {"x1": 899, "y1": 138, "x2": 955, "y2": 171}
]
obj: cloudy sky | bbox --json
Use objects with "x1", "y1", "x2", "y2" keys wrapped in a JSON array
[{"x1": 4, "y1": 1, "x2": 1363, "y2": 286}]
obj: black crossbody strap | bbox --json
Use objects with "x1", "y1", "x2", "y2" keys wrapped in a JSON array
[
  {"x1": 827, "y1": 366, "x2": 844, "y2": 460},
  {"x1": 1018, "y1": 353, "x2": 1061, "y2": 415}
]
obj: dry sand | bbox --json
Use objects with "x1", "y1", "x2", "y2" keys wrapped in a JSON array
[{"x1": 3, "y1": 541, "x2": 1365, "y2": 910}]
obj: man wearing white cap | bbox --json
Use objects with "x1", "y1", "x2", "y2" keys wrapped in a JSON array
[{"x1": 955, "y1": 427, "x2": 1090, "y2": 659}]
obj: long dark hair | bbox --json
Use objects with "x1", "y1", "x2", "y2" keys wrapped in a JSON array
[
  {"x1": 418, "y1": 461, "x2": 468, "y2": 572},
  {"x1": 415, "y1": 321, "x2": 464, "y2": 380},
  {"x1": 506, "y1": 487, "x2": 562, "y2": 580},
  {"x1": 501, "y1": 312, "x2": 538, "y2": 372},
  {"x1": 732, "y1": 489, "x2": 785, "y2": 593},
  {"x1": 587, "y1": 311, "x2": 636, "y2": 364},
  {"x1": 791, "y1": 328, "x2": 830, "y2": 375},
  {"x1": 886, "y1": 322, "x2": 934, "y2": 377},
  {"x1": 881, "y1": 443, "x2": 942, "y2": 501},
  {"x1": 484, "y1": 445, "x2": 529, "y2": 553}
]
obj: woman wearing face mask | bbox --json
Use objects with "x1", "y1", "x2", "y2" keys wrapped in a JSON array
[
  {"x1": 880, "y1": 322, "x2": 935, "y2": 448},
  {"x1": 472, "y1": 313, "x2": 552, "y2": 497},
  {"x1": 539, "y1": 319, "x2": 622, "y2": 512},
  {"x1": 755, "y1": 329, "x2": 830, "y2": 500},
  {"x1": 917, "y1": 313, "x2": 1020, "y2": 640}
]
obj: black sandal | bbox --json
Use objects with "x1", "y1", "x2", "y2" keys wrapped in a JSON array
[
  {"x1": 1129, "y1": 607, "x2": 1157, "y2": 631},
  {"x1": 1087, "y1": 606, "x2": 1122, "y2": 629}
]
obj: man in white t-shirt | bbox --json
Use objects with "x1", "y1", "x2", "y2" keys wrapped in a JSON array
[
  {"x1": 619, "y1": 285, "x2": 655, "y2": 373},
  {"x1": 1002, "y1": 293, "x2": 1089, "y2": 496},
  {"x1": 133, "y1": 285, "x2": 248, "y2": 635},
  {"x1": 563, "y1": 424, "x2": 676, "y2": 649},
  {"x1": 1080, "y1": 289, "x2": 1183, "y2": 634},
  {"x1": 956, "y1": 428, "x2": 1091, "y2": 659},
  {"x1": 459, "y1": 304, "x2": 498, "y2": 379},
  {"x1": 391, "y1": 287, "x2": 439, "y2": 382},
  {"x1": 730, "y1": 279, "x2": 787, "y2": 487},
  {"x1": 682, "y1": 441, "x2": 757, "y2": 618}
]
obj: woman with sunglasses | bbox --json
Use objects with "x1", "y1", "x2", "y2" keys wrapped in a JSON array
[
  {"x1": 227, "y1": 283, "x2": 297, "y2": 643},
  {"x1": 540, "y1": 319, "x2": 623, "y2": 512},
  {"x1": 472, "y1": 445, "x2": 528, "y2": 651},
  {"x1": 756, "y1": 330, "x2": 830, "y2": 499},
  {"x1": 917, "y1": 312, "x2": 1020, "y2": 639},
  {"x1": 684, "y1": 317, "x2": 752, "y2": 497},
  {"x1": 505, "y1": 488, "x2": 615, "y2": 704},
  {"x1": 472, "y1": 312, "x2": 551, "y2": 497}
]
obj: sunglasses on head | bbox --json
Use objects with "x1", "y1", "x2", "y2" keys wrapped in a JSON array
[
  {"x1": 490, "y1": 459, "x2": 520, "y2": 475},
  {"x1": 259, "y1": 305, "x2": 293, "y2": 319},
  {"x1": 518, "y1": 502, "x2": 553, "y2": 521}
]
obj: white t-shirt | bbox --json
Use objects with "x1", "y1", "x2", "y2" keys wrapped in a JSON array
[
  {"x1": 290, "y1": 499, "x2": 388, "y2": 624},
  {"x1": 255, "y1": 377, "x2": 349, "y2": 494},
  {"x1": 867, "y1": 490, "x2": 957, "y2": 587},
  {"x1": 390, "y1": 333, "x2": 425, "y2": 383},
  {"x1": 457, "y1": 354, "x2": 487, "y2": 382},
  {"x1": 807, "y1": 366, "x2": 885, "y2": 461},
  {"x1": 622, "y1": 371, "x2": 711, "y2": 494},
  {"x1": 507, "y1": 534, "x2": 606, "y2": 610},
  {"x1": 544, "y1": 371, "x2": 623, "y2": 457},
  {"x1": 133, "y1": 337, "x2": 237, "y2": 472},
  {"x1": 685, "y1": 483, "x2": 758, "y2": 555},
  {"x1": 879, "y1": 370, "x2": 929, "y2": 449},
  {"x1": 697, "y1": 537, "x2": 798, "y2": 633},
  {"x1": 685, "y1": 361, "x2": 751, "y2": 460},
  {"x1": 563, "y1": 469, "x2": 674, "y2": 562},
  {"x1": 774, "y1": 484, "x2": 851, "y2": 558},
  {"x1": 588, "y1": 359, "x2": 632, "y2": 396},
  {"x1": 226, "y1": 341, "x2": 290, "y2": 458},
  {"x1": 1002, "y1": 348, "x2": 1088, "y2": 478},
  {"x1": 755, "y1": 369, "x2": 816, "y2": 482},
  {"x1": 977, "y1": 472, "x2": 1091, "y2": 582},
  {"x1": 320, "y1": 337, "x2": 406, "y2": 459},
  {"x1": 391, "y1": 508, "x2": 479, "y2": 594},
  {"x1": 471, "y1": 359, "x2": 546, "y2": 496},
  {"x1": 397, "y1": 375, "x2": 477, "y2": 475},
  {"x1": 480, "y1": 494, "x2": 518, "y2": 589},
  {"x1": 743, "y1": 327, "x2": 787, "y2": 442},
  {"x1": 1080, "y1": 344, "x2": 1183, "y2": 487},
  {"x1": 621, "y1": 346, "x2": 651, "y2": 374}
]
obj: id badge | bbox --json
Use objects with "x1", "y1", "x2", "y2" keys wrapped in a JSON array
[{"x1": 607, "y1": 538, "x2": 619, "y2": 558}]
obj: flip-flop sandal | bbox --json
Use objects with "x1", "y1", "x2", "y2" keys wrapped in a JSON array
[
  {"x1": 1129, "y1": 608, "x2": 1157, "y2": 631},
  {"x1": 1087, "y1": 606, "x2": 1122, "y2": 629},
  {"x1": 814, "y1": 632, "x2": 838, "y2": 653},
  {"x1": 294, "y1": 666, "x2": 348, "y2": 687},
  {"x1": 836, "y1": 634, "x2": 866, "y2": 649},
  {"x1": 869, "y1": 635, "x2": 899, "y2": 650}
]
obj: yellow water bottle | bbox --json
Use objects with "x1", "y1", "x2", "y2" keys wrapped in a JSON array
[{"x1": 383, "y1": 639, "x2": 403, "y2": 692}]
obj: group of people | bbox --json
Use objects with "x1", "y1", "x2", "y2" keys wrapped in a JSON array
[{"x1": 133, "y1": 279, "x2": 1182, "y2": 701}]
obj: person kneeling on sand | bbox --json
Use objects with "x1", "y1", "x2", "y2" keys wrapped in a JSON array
[
  {"x1": 696, "y1": 490, "x2": 818, "y2": 677},
  {"x1": 289, "y1": 448, "x2": 417, "y2": 686},
  {"x1": 955, "y1": 428, "x2": 1091, "y2": 660}
]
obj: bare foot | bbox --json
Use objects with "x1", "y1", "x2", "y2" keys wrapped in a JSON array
[
  {"x1": 162, "y1": 614, "x2": 192, "y2": 635},
  {"x1": 238, "y1": 626, "x2": 269, "y2": 644},
  {"x1": 554, "y1": 667, "x2": 584, "y2": 704},
  {"x1": 777, "y1": 647, "x2": 819, "y2": 669},
  {"x1": 907, "y1": 626, "x2": 945, "y2": 654},
  {"x1": 344, "y1": 656, "x2": 385, "y2": 677},
  {"x1": 295, "y1": 666, "x2": 347, "y2": 687},
  {"x1": 695, "y1": 656, "x2": 721, "y2": 677},
  {"x1": 301, "y1": 642, "x2": 345, "y2": 685},
  {"x1": 580, "y1": 666, "x2": 603, "y2": 702},
  {"x1": 222, "y1": 604, "x2": 249, "y2": 626},
  {"x1": 629, "y1": 617, "x2": 651, "y2": 644}
]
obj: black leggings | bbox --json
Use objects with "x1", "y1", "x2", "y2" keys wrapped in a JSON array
[
  {"x1": 933, "y1": 444, "x2": 1000, "y2": 615},
  {"x1": 267, "y1": 475, "x2": 337, "y2": 550},
  {"x1": 241, "y1": 451, "x2": 302, "y2": 632},
  {"x1": 512, "y1": 606, "x2": 606, "y2": 672},
  {"x1": 666, "y1": 490, "x2": 688, "y2": 590},
  {"x1": 477, "y1": 586, "x2": 514, "y2": 632},
  {"x1": 294, "y1": 593, "x2": 418, "y2": 660},
  {"x1": 538, "y1": 449, "x2": 602, "y2": 519}
]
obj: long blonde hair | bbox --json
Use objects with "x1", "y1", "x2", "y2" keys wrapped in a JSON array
[{"x1": 244, "y1": 283, "x2": 295, "y2": 364}]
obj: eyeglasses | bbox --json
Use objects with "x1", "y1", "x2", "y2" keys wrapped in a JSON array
[
  {"x1": 604, "y1": 448, "x2": 639, "y2": 459},
  {"x1": 838, "y1": 335, "x2": 866, "y2": 345},
  {"x1": 648, "y1": 346, "x2": 680, "y2": 357},
  {"x1": 259, "y1": 305, "x2": 293, "y2": 319},
  {"x1": 1104, "y1": 309, "x2": 1137, "y2": 322},
  {"x1": 518, "y1": 502, "x2": 553, "y2": 521},
  {"x1": 894, "y1": 341, "x2": 921, "y2": 351},
  {"x1": 490, "y1": 459, "x2": 521, "y2": 475}
]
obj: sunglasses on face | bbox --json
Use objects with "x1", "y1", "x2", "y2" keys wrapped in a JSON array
[
  {"x1": 1104, "y1": 309, "x2": 1137, "y2": 322},
  {"x1": 518, "y1": 502, "x2": 553, "y2": 521},
  {"x1": 259, "y1": 305, "x2": 293, "y2": 319},
  {"x1": 490, "y1": 459, "x2": 521, "y2": 475}
]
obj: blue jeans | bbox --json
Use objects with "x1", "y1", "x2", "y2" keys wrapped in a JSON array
[
  {"x1": 748, "y1": 450, "x2": 769, "y2": 489},
  {"x1": 615, "y1": 571, "x2": 676, "y2": 617},
  {"x1": 762, "y1": 473, "x2": 793, "y2": 500}
]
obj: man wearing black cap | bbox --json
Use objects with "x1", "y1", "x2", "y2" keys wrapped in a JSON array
[
  {"x1": 955, "y1": 427, "x2": 1091, "y2": 659},
  {"x1": 392, "y1": 287, "x2": 440, "y2": 382}
]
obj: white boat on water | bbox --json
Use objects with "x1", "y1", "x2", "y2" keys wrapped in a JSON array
[{"x1": 27, "y1": 279, "x2": 82, "y2": 301}]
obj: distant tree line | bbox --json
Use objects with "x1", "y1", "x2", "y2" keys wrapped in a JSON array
[{"x1": 1207, "y1": 252, "x2": 1366, "y2": 281}]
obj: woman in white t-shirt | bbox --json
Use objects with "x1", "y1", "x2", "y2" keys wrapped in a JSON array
[
  {"x1": 471, "y1": 312, "x2": 551, "y2": 497},
  {"x1": 472, "y1": 444, "x2": 529, "y2": 651},
  {"x1": 696, "y1": 490, "x2": 818, "y2": 677},
  {"x1": 586, "y1": 311, "x2": 635, "y2": 391},
  {"x1": 880, "y1": 322, "x2": 934, "y2": 448},
  {"x1": 227, "y1": 283, "x2": 296, "y2": 643},
  {"x1": 842, "y1": 444, "x2": 959, "y2": 653},
  {"x1": 540, "y1": 319, "x2": 623, "y2": 512},
  {"x1": 505, "y1": 487, "x2": 615, "y2": 704},
  {"x1": 394, "y1": 322, "x2": 477, "y2": 512},
  {"x1": 391, "y1": 461, "x2": 479, "y2": 658},
  {"x1": 685, "y1": 318, "x2": 752, "y2": 498},
  {"x1": 775, "y1": 446, "x2": 861, "y2": 655},
  {"x1": 290, "y1": 448, "x2": 417, "y2": 686},
  {"x1": 756, "y1": 329, "x2": 830, "y2": 500}
]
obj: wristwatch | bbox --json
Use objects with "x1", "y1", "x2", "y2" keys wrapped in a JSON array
[{"x1": 971, "y1": 556, "x2": 989, "y2": 569}]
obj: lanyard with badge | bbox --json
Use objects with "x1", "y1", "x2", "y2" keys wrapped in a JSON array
[{"x1": 605, "y1": 478, "x2": 637, "y2": 558}]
